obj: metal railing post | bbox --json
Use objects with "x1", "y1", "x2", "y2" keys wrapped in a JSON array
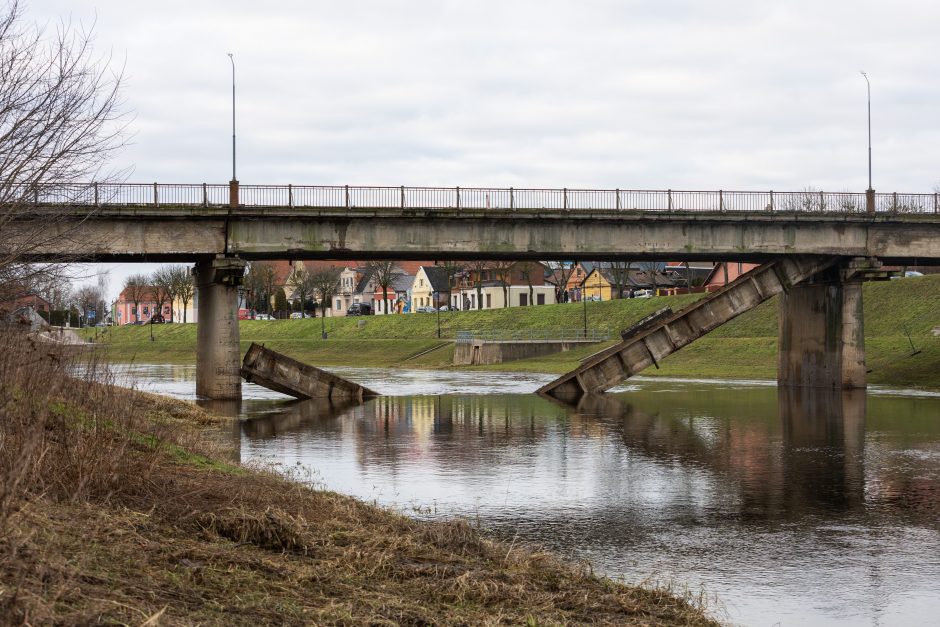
[
  {"x1": 456, "y1": 186, "x2": 460, "y2": 210},
  {"x1": 202, "y1": 182, "x2": 208, "y2": 207},
  {"x1": 33, "y1": 186, "x2": 39, "y2": 205},
  {"x1": 769, "y1": 190, "x2": 774, "y2": 211},
  {"x1": 616, "y1": 188, "x2": 620, "y2": 210},
  {"x1": 719, "y1": 189, "x2": 724, "y2": 211},
  {"x1": 563, "y1": 187, "x2": 568, "y2": 210},
  {"x1": 510, "y1": 187, "x2": 514, "y2": 210},
  {"x1": 401, "y1": 185, "x2": 405, "y2": 209},
  {"x1": 154, "y1": 182, "x2": 159, "y2": 207},
  {"x1": 345, "y1": 184, "x2": 349, "y2": 209},
  {"x1": 288, "y1": 184, "x2": 293, "y2": 208},
  {"x1": 935, "y1": 192, "x2": 939, "y2": 215},
  {"x1": 819, "y1": 190, "x2": 825, "y2": 211},
  {"x1": 93, "y1": 182, "x2": 99, "y2": 206},
  {"x1": 893, "y1": 192, "x2": 898, "y2": 213},
  {"x1": 667, "y1": 189, "x2": 673, "y2": 211}
]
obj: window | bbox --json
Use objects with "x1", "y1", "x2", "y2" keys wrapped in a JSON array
[
  {"x1": 131, "y1": 307, "x2": 137, "y2": 314},
  {"x1": 520, "y1": 293, "x2": 528, "y2": 306},
  {"x1": 537, "y1": 293, "x2": 545, "y2": 305},
  {"x1": 485, "y1": 294, "x2": 491, "y2": 309},
  {"x1": 335, "y1": 299, "x2": 342, "y2": 310}
]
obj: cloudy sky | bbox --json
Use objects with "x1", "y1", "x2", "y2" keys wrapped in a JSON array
[{"x1": 24, "y1": 0, "x2": 940, "y2": 297}]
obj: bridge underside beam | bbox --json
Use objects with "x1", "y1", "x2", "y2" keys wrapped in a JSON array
[
  {"x1": 6, "y1": 212, "x2": 940, "y2": 262},
  {"x1": 537, "y1": 255, "x2": 841, "y2": 404}
]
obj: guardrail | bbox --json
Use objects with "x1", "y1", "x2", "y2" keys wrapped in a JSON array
[
  {"x1": 9, "y1": 183, "x2": 940, "y2": 214},
  {"x1": 455, "y1": 329, "x2": 611, "y2": 344}
]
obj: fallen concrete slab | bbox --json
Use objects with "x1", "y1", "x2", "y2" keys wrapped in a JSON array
[
  {"x1": 241, "y1": 343, "x2": 379, "y2": 401},
  {"x1": 537, "y1": 255, "x2": 840, "y2": 404}
]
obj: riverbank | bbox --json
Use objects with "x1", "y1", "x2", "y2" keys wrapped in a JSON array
[
  {"x1": 86, "y1": 274, "x2": 940, "y2": 389},
  {"x1": 0, "y1": 333, "x2": 718, "y2": 625}
]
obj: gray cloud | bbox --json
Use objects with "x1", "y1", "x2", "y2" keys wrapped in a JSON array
[{"x1": 25, "y1": 0, "x2": 940, "y2": 297}]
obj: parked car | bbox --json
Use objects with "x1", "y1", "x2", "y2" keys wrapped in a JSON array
[
  {"x1": 346, "y1": 303, "x2": 373, "y2": 316},
  {"x1": 632, "y1": 289, "x2": 653, "y2": 299},
  {"x1": 438, "y1": 305, "x2": 450, "y2": 312},
  {"x1": 254, "y1": 313, "x2": 274, "y2": 320},
  {"x1": 289, "y1": 312, "x2": 307, "y2": 319},
  {"x1": 149, "y1": 314, "x2": 166, "y2": 324},
  {"x1": 415, "y1": 306, "x2": 437, "y2": 313}
]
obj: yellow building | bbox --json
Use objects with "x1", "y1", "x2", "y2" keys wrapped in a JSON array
[{"x1": 581, "y1": 267, "x2": 614, "y2": 301}]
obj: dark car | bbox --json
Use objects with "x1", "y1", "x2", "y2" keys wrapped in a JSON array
[
  {"x1": 346, "y1": 303, "x2": 372, "y2": 316},
  {"x1": 149, "y1": 314, "x2": 166, "y2": 324}
]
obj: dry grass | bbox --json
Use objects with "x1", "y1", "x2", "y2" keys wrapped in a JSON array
[{"x1": 0, "y1": 329, "x2": 720, "y2": 626}]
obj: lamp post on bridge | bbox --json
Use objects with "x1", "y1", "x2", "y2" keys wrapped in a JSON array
[
  {"x1": 861, "y1": 71, "x2": 874, "y2": 214},
  {"x1": 227, "y1": 53, "x2": 238, "y2": 208}
]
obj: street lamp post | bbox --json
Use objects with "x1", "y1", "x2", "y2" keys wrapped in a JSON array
[
  {"x1": 860, "y1": 71, "x2": 874, "y2": 213},
  {"x1": 435, "y1": 291, "x2": 441, "y2": 338},
  {"x1": 227, "y1": 53, "x2": 238, "y2": 209},
  {"x1": 582, "y1": 285, "x2": 587, "y2": 338}
]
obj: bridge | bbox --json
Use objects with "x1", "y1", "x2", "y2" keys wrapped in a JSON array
[{"x1": 6, "y1": 182, "x2": 940, "y2": 400}]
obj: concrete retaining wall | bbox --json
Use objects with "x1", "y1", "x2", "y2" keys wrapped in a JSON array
[{"x1": 453, "y1": 340, "x2": 596, "y2": 366}]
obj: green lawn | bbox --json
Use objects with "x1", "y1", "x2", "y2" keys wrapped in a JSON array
[{"x1": 83, "y1": 274, "x2": 940, "y2": 389}]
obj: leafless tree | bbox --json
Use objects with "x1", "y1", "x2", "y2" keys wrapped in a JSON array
[
  {"x1": 491, "y1": 261, "x2": 516, "y2": 307},
  {"x1": 123, "y1": 274, "x2": 149, "y2": 323},
  {"x1": 244, "y1": 261, "x2": 277, "y2": 314},
  {"x1": 466, "y1": 260, "x2": 491, "y2": 310},
  {"x1": 287, "y1": 266, "x2": 316, "y2": 315},
  {"x1": 74, "y1": 284, "x2": 101, "y2": 326},
  {"x1": 366, "y1": 261, "x2": 399, "y2": 315},
  {"x1": 546, "y1": 261, "x2": 576, "y2": 301},
  {"x1": 435, "y1": 260, "x2": 464, "y2": 309},
  {"x1": 166, "y1": 265, "x2": 193, "y2": 323},
  {"x1": 310, "y1": 266, "x2": 341, "y2": 318},
  {"x1": 608, "y1": 261, "x2": 633, "y2": 299},
  {"x1": 0, "y1": 2, "x2": 129, "y2": 308},
  {"x1": 152, "y1": 266, "x2": 177, "y2": 320}
]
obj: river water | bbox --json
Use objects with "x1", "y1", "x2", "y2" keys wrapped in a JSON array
[{"x1": 120, "y1": 364, "x2": 940, "y2": 626}]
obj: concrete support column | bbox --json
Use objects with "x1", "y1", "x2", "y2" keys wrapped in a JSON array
[
  {"x1": 778, "y1": 271, "x2": 866, "y2": 390},
  {"x1": 195, "y1": 256, "x2": 247, "y2": 399}
]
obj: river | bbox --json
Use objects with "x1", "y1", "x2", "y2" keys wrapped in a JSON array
[{"x1": 118, "y1": 364, "x2": 940, "y2": 626}]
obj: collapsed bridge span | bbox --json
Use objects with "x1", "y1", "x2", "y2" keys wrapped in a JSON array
[{"x1": 537, "y1": 255, "x2": 844, "y2": 404}]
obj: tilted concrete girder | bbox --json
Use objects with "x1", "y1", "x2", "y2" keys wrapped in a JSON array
[{"x1": 537, "y1": 255, "x2": 850, "y2": 404}]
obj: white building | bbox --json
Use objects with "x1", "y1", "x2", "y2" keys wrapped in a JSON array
[{"x1": 456, "y1": 284, "x2": 556, "y2": 310}]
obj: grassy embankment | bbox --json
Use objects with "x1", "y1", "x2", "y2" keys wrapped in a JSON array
[
  {"x1": 0, "y1": 333, "x2": 718, "y2": 625},
  {"x1": 87, "y1": 274, "x2": 940, "y2": 389}
]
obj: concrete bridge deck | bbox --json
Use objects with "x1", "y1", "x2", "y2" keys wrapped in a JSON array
[{"x1": 7, "y1": 183, "x2": 940, "y2": 263}]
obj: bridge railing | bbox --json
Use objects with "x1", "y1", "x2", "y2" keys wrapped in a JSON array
[{"x1": 13, "y1": 183, "x2": 940, "y2": 214}]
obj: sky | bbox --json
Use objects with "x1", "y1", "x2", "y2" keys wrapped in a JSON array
[{"x1": 24, "y1": 0, "x2": 940, "y2": 299}]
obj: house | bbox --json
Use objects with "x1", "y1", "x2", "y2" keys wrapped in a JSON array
[
  {"x1": 373, "y1": 272, "x2": 414, "y2": 314},
  {"x1": 114, "y1": 286, "x2": 171, "y2": 325},
  {"x1": 581, "y1": 264, "x2": 679, "y2": 300},
  {"x1": 456, "y1": 283, "x2": 556, "y2": 310},
  {"x1": 704, "y1": 262, "x2": 760, "y2": 291},
  {"x1": 411, "y1": 266, "x2": 451, "y2": 311}
]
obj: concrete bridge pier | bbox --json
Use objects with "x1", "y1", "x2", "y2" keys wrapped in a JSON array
[
  {"x1": 777, "y1": 264, "x2": 866, "y2": 390},
  {"x1": 195, "y1": 256, "x2": 247, "y2": 399}
]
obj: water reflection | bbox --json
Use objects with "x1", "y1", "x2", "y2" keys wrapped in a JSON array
[{"x1": 115, "y1": 364, "x2": 940, "y2": 626}]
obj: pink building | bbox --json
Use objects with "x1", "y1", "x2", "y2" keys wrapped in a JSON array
[{"x1": 114, "y1": 286, "x2": 170, "y2": 325}]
